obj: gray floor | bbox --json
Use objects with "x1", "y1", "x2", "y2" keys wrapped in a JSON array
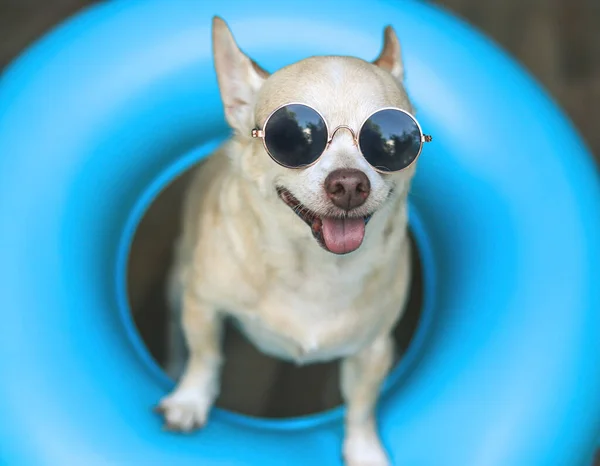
[{"x1": 1, "y1": 0, "x2": 598, "y2": 461}]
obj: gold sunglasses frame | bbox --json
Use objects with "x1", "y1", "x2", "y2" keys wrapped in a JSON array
[{"x1": 251, "y1": 102, "x2": 432, "y2": 173}]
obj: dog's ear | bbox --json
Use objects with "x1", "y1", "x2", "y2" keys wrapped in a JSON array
[
  {"x1": 212, "y1": 16, "x2": 270, "y2": 133},
  {"x1": 373, "y1": 25, "x2": 404, "y2": 82}
]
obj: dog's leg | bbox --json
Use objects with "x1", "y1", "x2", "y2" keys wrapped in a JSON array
[
  {"x1": 157, "y1": 285, "x2": 223, "y2": 432},
  {"x1": 165, "y1": 307, "x2": 187, "y2": 380},
  {"x1": 341, "y1": 334, "x2": 393, "y2": 466},
  {"x1": 164, "y1": 254, "x2": 188, "y2": 380}
]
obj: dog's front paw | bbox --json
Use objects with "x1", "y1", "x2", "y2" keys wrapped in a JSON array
[
  {"x1": 155, "y1": 388, "x2": 211, "y2": 432},
  {"x1": 343, "y1": 432, "x2": 390, "y2": 466}
]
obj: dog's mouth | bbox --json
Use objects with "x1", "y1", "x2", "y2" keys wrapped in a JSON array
[{"x1": 277, "y1": 187, "x2": 372, "y2": 255}]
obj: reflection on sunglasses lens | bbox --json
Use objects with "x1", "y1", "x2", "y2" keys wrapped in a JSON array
[
  {"x1": 264, "y1": 104, "x2": 328, "y2": 168},
  {"x1": 358, "y1": 109, "x2": 422, "y2": 172}
]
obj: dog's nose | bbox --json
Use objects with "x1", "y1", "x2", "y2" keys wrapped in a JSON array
[{"x1": 324, "y1": 169, "x2": 370, "y2": 210}]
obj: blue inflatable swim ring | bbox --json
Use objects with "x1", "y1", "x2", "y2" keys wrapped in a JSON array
[{"x1": 0, "y1": 0, "x2": 599, "y2": 464}]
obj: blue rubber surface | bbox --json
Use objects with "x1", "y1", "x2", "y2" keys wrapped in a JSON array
[{"x1": 0, "y1": 0, "x2": 599, "y2": 464}]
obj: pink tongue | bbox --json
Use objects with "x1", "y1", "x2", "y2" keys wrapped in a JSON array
[{"x1": 321, "y1": 217, "x2": 366, "y2": 254}]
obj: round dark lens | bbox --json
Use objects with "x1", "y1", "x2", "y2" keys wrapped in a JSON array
[
  {"x1": 358, "y1": 109, "x2": 422, "y2": 172},
  {"x1": 263, "y1": 104, "x2": 328, "y2": 168}
]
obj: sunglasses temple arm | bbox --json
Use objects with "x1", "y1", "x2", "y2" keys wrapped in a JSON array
[{"x1": 253, "y1": 127, "x2": 430, "y2": 143}]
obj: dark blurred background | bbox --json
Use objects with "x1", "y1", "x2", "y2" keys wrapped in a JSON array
[{"x1": 1, "y1": 0, "x2": 598, "y2": 460}]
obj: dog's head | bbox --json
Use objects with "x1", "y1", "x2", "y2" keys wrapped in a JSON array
[{"x1": 212, "y1": 17, "x2": 421, "y2": 255}]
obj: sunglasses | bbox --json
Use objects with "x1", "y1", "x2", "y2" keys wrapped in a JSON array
[{"x1": 251, "y1": 103, "x2": 432, "y2": 173}]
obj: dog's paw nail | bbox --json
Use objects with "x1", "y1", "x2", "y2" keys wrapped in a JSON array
[
  {"x1": 153, "y1": 404, "x2": 165, "y2": 414},
  {"x1": 162, "y1": 423, "x2": 175, "y2": 432},
  {"x1": 191, "y1": 422, "x2": 205, "y2": 432}
]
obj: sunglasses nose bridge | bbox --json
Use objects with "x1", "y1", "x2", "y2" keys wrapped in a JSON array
[{"x1": 328, "y1": 125, "x2": 358, "y2": 145}]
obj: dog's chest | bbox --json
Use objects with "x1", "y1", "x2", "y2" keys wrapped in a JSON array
[{"x1": 230, "y1": 271, "x2": 385, "y2": 364}]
